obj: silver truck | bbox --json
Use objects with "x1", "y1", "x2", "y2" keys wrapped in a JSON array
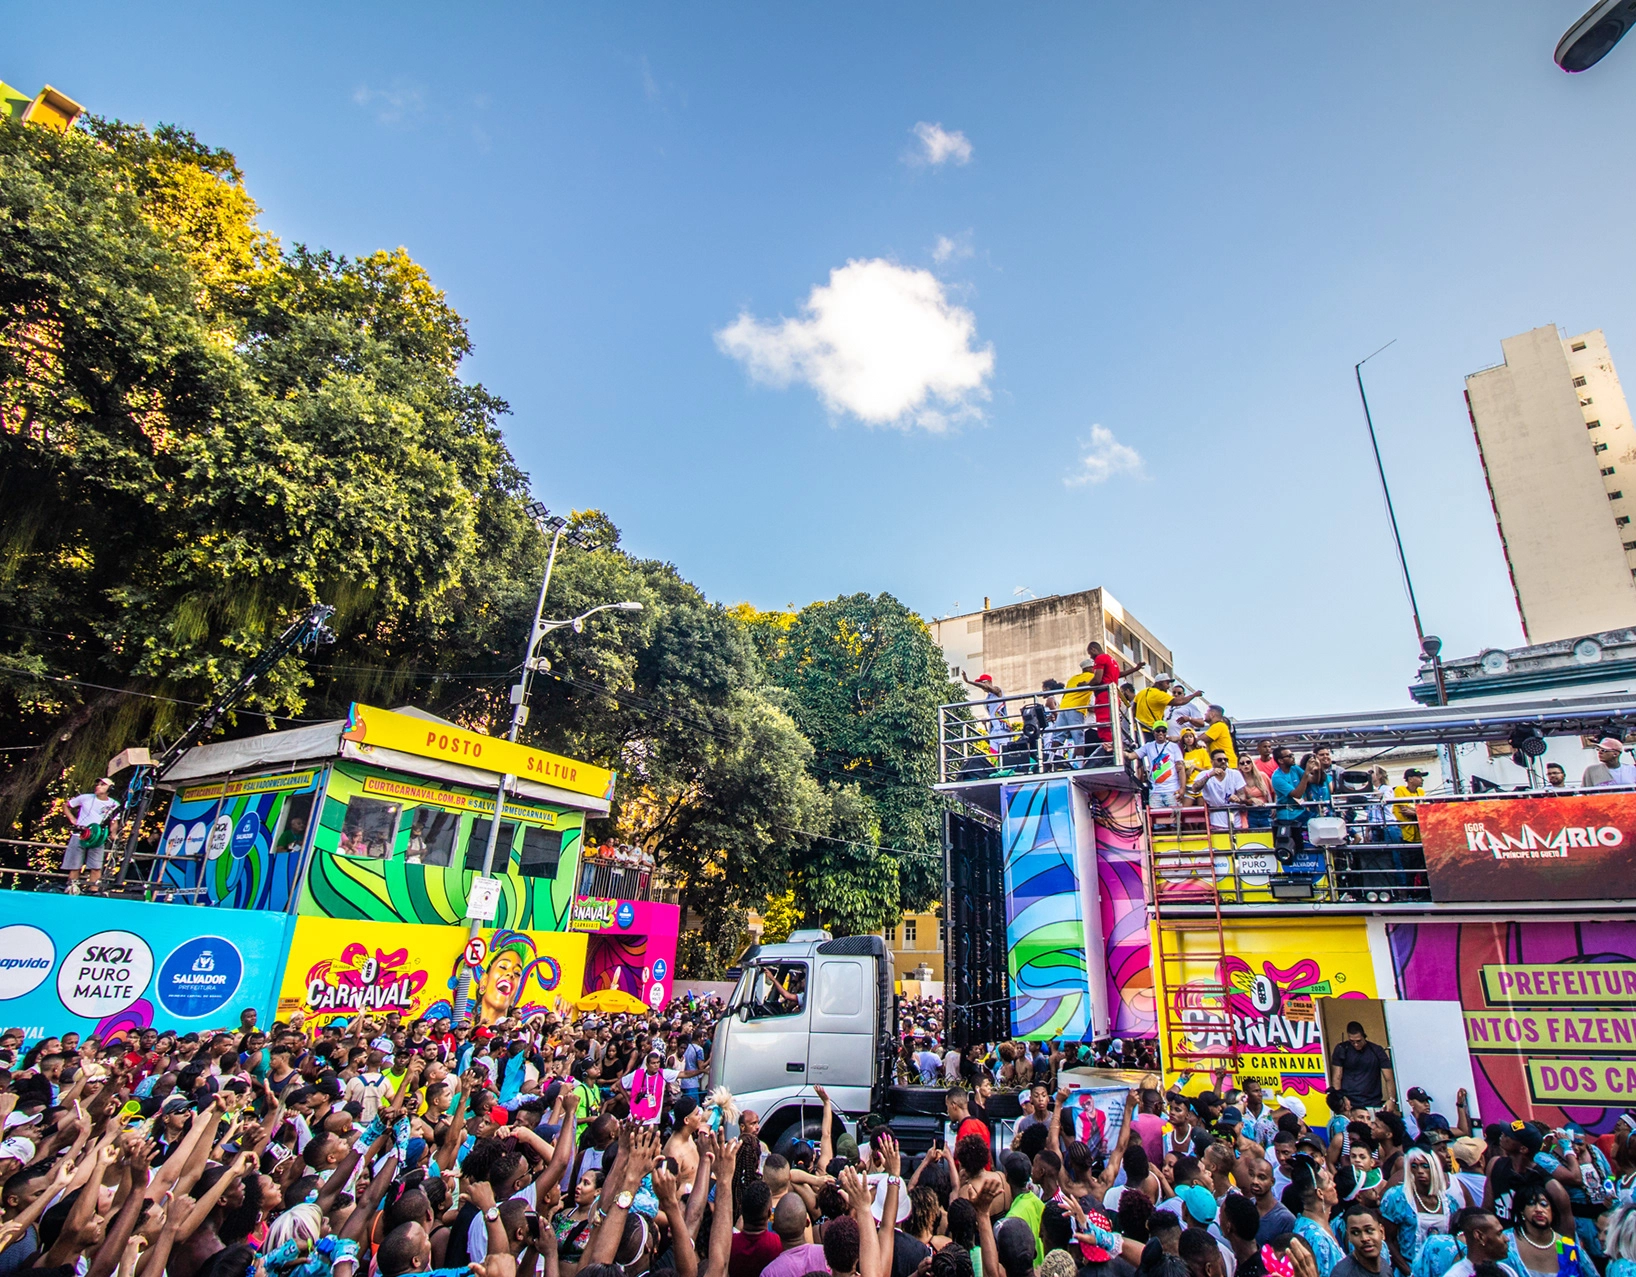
[{"x1": 706, "y1": 929, "x2": 1010, "y2": 1153}]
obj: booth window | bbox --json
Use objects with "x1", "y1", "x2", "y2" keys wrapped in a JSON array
[
  {"x1": 273, "y1": 791, "x2": 317, "y2": 856},
  {"x1": 405, "y1": 808, "x2": 461, "y2": 866},
  {"x1": 466, "y1": 821, "x2": 516, "y2": 873},
  {"x1": 339, "y1": 797, "x2": 400, "y2": 859},
  {"x1": 520, "y1": 827, "x2": 563, "y2": 878}
]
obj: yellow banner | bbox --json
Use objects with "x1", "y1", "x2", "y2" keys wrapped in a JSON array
[
  {"x1": 360, "y1": 776, "x2": 560, "y2": 826},
  {"x1": 1481, "y1": 963, "x2": 1636, "y2": 1006},
  {"x1": 1527, "y1": 1058, "x2": 1636, "y2": 1104},
  {"x1": 342, "y1": 703, "x2": 615, "y2": 802},
  {"x1": 182, "y1": 770, "x2": 318, "y2": 803},
  {"x1": 1465, "y1": 1010, "x2": 1636, "y2": 1054}
]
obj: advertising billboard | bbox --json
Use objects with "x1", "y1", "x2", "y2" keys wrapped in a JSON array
[
  {"x1": 1159, "y1": 916, "x2": 1378, "y2": 1124},
  {"x1": 0, "y1": 891, "x2": 293, "y2": 1045},
  {"x1": 1419, "y1": 793, "x2": 1636, "y2": 902},
  {"x1": 571, "y1": 897, "x2": 682, "y2": 1011},
  {"x1": 1389, "y1": 919, "x2": 1636, "y2": 1132}
]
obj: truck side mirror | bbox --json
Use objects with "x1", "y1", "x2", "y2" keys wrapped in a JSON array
[{"x1": 737, "y1": 1002, "x2": 751, "y2": 1022}]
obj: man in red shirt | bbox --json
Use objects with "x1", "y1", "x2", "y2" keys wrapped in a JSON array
[
  {"x1": 945, "y1": 1087, "x2": 992, "y2": 1167},
  {"x1": 1087, "y1": 642, "x2": 1143, "y2": 748}
]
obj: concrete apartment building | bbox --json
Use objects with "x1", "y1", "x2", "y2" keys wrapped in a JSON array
[
  {"x1": 1465, "y1": 326, "x2": 1636, "y2": 642},
  {"x1": 926, "y1": 587, "x2": 1176, "y2": 694}
]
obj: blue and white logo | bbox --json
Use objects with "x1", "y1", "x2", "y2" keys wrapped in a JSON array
[
  {"x1": 156, "y1": 937, "x2": 243, "y2": 1019},
  {"x1": 615, "y1": 901, "x2": 636, "y2": 929},
  {"x1": 652, "y1": 958, "x2": 667, "y2": 981},
  {"x1": 231, "y1": 813, "x2": 260, "y2": 859}
]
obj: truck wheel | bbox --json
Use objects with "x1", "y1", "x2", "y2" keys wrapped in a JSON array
[{"x1": 769, "y1": 1117, "x2": 826, "y2": 1160}]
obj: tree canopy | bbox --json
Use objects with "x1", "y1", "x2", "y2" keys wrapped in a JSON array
[{"x1": 0, "y1": 114, "x2": 949, "y2": 970}]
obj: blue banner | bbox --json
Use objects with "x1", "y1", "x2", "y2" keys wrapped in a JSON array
[{"x1": 0, "y1": 892, "x2": 295, "y2": 1046}]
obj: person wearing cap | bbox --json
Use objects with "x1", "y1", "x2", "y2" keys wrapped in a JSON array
[
  {"x1": 961, "y1": 671, "x2": 1015, "y2": 758},
  {"x1": 1137, "y1": 722, "x2": 1187, "y2": 810},
  {"x1": 1134, "y1": 675, "x2": 1190, "y2": 738},
  {"x1": 1490, "y1": 1121, "x2": 1574, "y2": 1229},
  {"x1": 1390, "y1": 771, "x2": 1428, "y2": 845},
  {"x1": 1403, "y1": 1086, "x2": 1463, "y2": 1143},
  {"x1": 1584, "y1": 738, "x2": 1636, "y2": 788},
  {"x1": 61, "y1": 776, "x2": 120, "y2": 895}
]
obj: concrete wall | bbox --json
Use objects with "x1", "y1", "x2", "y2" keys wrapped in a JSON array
[{"x1": 1466, "y1": 326, "x2": 1636, "y2": 642}]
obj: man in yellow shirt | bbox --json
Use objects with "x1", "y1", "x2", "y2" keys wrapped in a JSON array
[
  {"x1": 1391, "y1": 768, "x2": 1425, "y2": 842},
  {"x1": 1053, "y1": 659, "x2": 1099, "y2": 761},
  {"x1": 1198, "y1": 705, "x2": 1238, "y2": 769},
  {"x1": 1134, "y1": 674, "x2": 1190, "y2": 736}
]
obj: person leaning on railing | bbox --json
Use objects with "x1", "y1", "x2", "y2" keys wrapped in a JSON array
[{"x1": 1234, "y1": 755, "x2": 1274, "y2": 829}]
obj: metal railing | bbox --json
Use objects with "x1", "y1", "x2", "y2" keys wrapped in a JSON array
[
  {"x1": 0, "y1": 838, "x2": 208, "y2": 899},
  {"x1": 578, "y1": 857, "x2": 654, "y2": 901},
  {"x1": 938, "y1": 686, "x2": 1135, "y2": 783},
  {"x1": 1147, "y1": 793, "x2": 1432, "y2": 905}
]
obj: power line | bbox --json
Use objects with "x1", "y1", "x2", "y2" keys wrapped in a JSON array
[
  {"x1": 779, "y1": 825, "x2": 944, "y2": 863},
  {"x1": 0, "y1": 662, "x2": 323, "y2": 724}
]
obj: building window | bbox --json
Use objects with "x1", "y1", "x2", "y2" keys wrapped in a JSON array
[
  {"x1": 466, "y1": 821, "x2": 515, "y2": 872},
  {"x1": 519, "y1": 826, "x2": 563, "y2": 877},
  {"x1": 1619, "y1": 517, "x2": 1632, "y2": 527},
  {"x1": 406, "y1": 808, "x2": 462, "y2": 866},
  {"x1": 1611, "y1": 491, "x2": 1624, "y2": 500},
  {"x1": 903, "y1": 918, "x2": 917, "y2": 945},
  {"x1": 1583, "y1": 397, "x2": 1595, "y2": 406},
  {"x1": 1596, "y1": 443, "x2": 1609, "y2": 453},
  {"x1": 1624, "y1": 541, "x2": 1636, "y2": 550},
  {"x1": 1606, "y1": 467, "x2": 1619, "y2": 476},
  {"x1": 339, "y1": 797, "x2": 401, "y2": 859},
  {"x1": 1575, "y1": 376, "x2": 1589, "y2": 387},
  {"x1": 1589, "y1": 420, "x2": 1602, "y2": 429},
  {"x1": 1573, "y1": 342, "x2": 1588, "y2": 352}
]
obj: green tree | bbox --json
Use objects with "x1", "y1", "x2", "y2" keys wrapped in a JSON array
[
  {"x1": 770, "y1": 593, "x2": 953, "y2": 923},
  {"x1": 0, "y1": 114, "x2": 530, "y2": 831}
]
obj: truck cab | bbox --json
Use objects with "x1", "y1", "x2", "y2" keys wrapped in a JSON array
[{"x1": 707, "y1": 930, "x2": 893, "y2": 1152}]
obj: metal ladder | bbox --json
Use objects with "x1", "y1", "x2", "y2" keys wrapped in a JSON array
[{"x1": 1147, "y1": 804, "x2": 1242, "y2": 1086}]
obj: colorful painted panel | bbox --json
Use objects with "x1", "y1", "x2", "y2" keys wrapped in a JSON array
[
  {"x1": 298, "y1": 763, "x2": 583, "y2": 931},
  {"x1": 570, "y1": 898, "x2": 682, "y2": 1009},
  {"x1": 1158, "y1": 917, "x2": 1375, "y2": 1125},
  {"x1": 1001, "y1": 778, "x2": 1092, "y2": 1041},
  {"x1": 0, "y1": 891, "x2": 294, "y2": 1046},
  {"x1": 1389, "y1": 920, "x2": 1636, "y2": 1133},
  {"x1": 1090, "y1": 788, "x2": 1156, "y2": 1038},
  {"x1": 155, "y1": 770, "x2": 320, "y2": 910},
  {"x1": 277, "y1": 915, "x2": 587, "y2": 1027}
]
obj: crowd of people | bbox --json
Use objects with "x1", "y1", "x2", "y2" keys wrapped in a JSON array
[{"x1": 6, "y1": 997, "x2": 1625, "y2": 1277}]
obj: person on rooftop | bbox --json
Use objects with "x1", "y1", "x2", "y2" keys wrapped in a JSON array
[{"x1": 1583, "y1": 737, "x2": 1636, "y2": 788}]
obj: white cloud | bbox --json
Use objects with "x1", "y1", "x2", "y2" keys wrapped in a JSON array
[
  {"x1": 909, "y1": 121, "x2": 973, "y2": 166},
  {"x1": 352, "y1": 85, "x2": 424, "y2": 125},
  {"x1": 932, "y1": 233, "x2": 973, "y2": 264},
  {"x1": 1064, "y1": 426, "x2": 1144, "y2": 486},
  {"x1": 716, "y1": 258, "x2": 995, "y2": 431}
]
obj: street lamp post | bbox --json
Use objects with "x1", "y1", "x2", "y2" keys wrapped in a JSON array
[{"x1": 450, "y1": 503, "x2": 640, "y2": 1019}]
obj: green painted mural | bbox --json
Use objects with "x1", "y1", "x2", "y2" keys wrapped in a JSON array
[{"x1": 296, "y1": 763, "x2": 583, "y2": 930}]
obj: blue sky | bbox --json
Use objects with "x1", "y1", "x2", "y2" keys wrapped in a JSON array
[{"x1": 14, "y1": 3, "x2": 1636, "y2": 716}]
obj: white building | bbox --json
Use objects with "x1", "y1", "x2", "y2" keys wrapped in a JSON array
[{"x1": 1465, "y1": 326, "x2": 1636, "y2": 642}]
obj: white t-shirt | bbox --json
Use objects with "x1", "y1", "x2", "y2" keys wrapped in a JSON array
[
  {"x1": 942, "y1": 1049, "x2": 962, "y2": 1082},
  {"x1": 69, "y1": 794, "x2": 119, "y2": 828},
  {"x1": 1201, "y1": 771, "x2": 1246, "y2": 829},
  {"x1": 468, "y1": 1180, "x2": 537, "y2": 1261},
  {"x1": 1610, "y1": 763, "x2": 1636, "y2": 786},
  {"x1": 1137, "y1": 741, "x2": 1184, "y2": 794}
]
